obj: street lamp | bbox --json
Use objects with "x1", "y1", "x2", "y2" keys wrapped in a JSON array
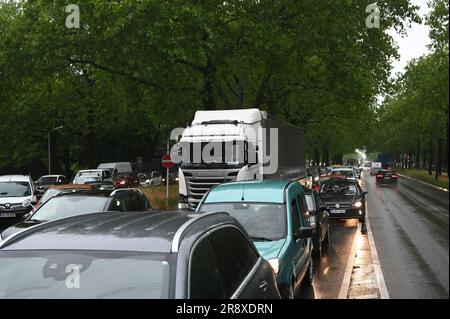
[{"x1": 48, "y1": 125, "x2": 64, "y2": 175}]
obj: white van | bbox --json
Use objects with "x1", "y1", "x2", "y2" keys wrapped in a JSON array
[
  {"x1": 370, "y1": 162, "x2": 382, "y2": 175},
  {"x1": 97, "y1": 162, "x2": 133, "y2": 175}
]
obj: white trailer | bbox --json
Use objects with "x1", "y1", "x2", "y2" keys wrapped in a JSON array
[{"x1": 176, "y1": 108, "x2": 305, "y2": 209}]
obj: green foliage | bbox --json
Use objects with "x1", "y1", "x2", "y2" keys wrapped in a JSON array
[{"x1": 0, "y1": 0, "x2": 420, "y2": 173}]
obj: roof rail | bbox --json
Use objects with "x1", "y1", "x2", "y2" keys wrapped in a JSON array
[{"x1": 171, "y1": 211, "x2": 228, "y2": 253}]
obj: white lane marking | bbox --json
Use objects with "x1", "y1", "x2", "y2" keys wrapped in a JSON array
[
  {"x1": 365, "y1": 206, "x2": 390, "y2": 299},
  {"x1": 338, "y1": 222, "x2": 361, "y2": 299},
  {"x1": 397, "y1": 173, "x2": 449, "y2": 193}
]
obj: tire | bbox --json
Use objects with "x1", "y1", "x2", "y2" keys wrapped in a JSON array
[
  {"x1": 323, "y1": 227, "x2": 330, "y2": 249},
  {"x1": 302, "y1": 258, "x2": 314, "y2": 287},
  {"x1": 312, "y1": 232, "x2": 323, "y2": 260},
  {"x1": 280, "y1": 281, "x2": 295, "y2": 299}
]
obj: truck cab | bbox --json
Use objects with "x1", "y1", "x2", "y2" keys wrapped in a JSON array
[{"x1": 176, "y1": 109, "x2": 305, "y2": 209}]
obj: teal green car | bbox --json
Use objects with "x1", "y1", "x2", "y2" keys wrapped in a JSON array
[{"x1": 197, "y1": 180, "x2": 314, "y2": 299}]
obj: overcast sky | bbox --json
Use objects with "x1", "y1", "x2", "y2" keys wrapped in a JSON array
[{"x1": 388, "y1": 0, "x2": 432, "y2": 77}]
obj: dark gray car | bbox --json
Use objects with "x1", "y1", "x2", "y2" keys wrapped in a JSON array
[{"x1": 0, "y1": 211, "x2": 281, "y2": 299}]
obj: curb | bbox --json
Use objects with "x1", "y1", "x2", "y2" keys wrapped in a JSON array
[{"x1": 397, "y1": 173, "x2": 449, "y2": 193}]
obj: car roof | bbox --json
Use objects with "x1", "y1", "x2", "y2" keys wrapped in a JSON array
[
  {"x1": 39, "y1": 175, "x2": 64, "y2": 178},
  {"x1": 0, "y1": 175, "x2": 31, "y2": 183},
  {"x1": 0, "y1": 211, "x2": 229, "y2": 253},
  {"x1": 204, "y1": 179, "x2": 291, "y2": 204},
  {"x1": 48, "y1": 184, "x2": 92, "y2": 190}
]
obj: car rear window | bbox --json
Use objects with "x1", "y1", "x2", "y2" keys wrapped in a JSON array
[{"x1": 0, "y1": 250, "x2": 170, "y2": 299}]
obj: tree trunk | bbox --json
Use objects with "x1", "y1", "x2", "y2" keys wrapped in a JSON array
[
  {"x1": 428, "y1": 138, "x2": 433, "y2": 175},
  {"x1": 416, "y1": 140, "x2": 420, "y2": 170}
]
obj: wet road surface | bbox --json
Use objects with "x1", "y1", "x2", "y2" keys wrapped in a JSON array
[{"x1": 303, "y1": 171, "x2": 449, "y2": 299}]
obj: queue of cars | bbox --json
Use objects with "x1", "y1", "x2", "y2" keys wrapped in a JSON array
[{"x1": 0, "y1": 159, "x2": 397, "y2": 299}]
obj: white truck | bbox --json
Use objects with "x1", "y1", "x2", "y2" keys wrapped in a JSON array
[{"x1": 175, "y1": 108, "x2": 305, "y2": 209}]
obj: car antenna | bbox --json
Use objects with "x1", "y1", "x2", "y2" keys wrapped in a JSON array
[{"x1": 241, "y1": 183, "x2": 245, "y2": 201}]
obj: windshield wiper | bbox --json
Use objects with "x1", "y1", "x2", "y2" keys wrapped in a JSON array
[{"x1": 250, "y1": 235, "x2": 273, "y2": 242}]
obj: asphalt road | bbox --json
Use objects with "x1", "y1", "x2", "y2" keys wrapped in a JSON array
[
  {"x1": 300, "y1": 170, "x2": 449, "y2": 299},
  {"x1": 365, "y1": 171, "x2": 449, "y2": 299}
]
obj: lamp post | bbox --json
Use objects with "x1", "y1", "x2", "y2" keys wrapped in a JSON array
[{"x1": 48, "y1": 125, "x2": 64, "y2": 175}]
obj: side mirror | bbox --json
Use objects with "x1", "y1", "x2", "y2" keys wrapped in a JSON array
[
  {"x1": 295, "y1": 226, "x2": 314, "y2": 239},
  {"x1": 30, "y1": 196, "x2": 38, "y2": 205}
]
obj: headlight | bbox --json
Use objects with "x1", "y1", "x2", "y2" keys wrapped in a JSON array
[
  {"x1": 22, "y1": 199, "x2": 31, "y2": 207},
  {"x1": 353, "y1": 201, "x2": 362, "y2": 208},
  {"x1": 268, "y1": 258, "x2": 281, "y2": 276}
]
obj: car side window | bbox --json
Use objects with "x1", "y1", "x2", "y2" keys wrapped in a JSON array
[
  {"x1": 190, "y1": 238, "x2": 227, "y2": 299},
  {"x1": 290, "y1": 199, "x2": 301, "y2": 235},
  {"x1": 109, "y1": 193, "x2": 127, "y2": 212},
  {"x1": 125, "y1": 192, "x2": 145, "y2": 211},
  {"x1": 207, "y1": 227, "x2": 257, "y2": 297}
]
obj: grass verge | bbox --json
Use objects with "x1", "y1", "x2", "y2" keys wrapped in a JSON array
[
  {"x1": 396, "y1": 169, "x2": 449, "y2": 190},
  {"x1": 139, "y1": 184, "x2": 179, "y2": 210}
]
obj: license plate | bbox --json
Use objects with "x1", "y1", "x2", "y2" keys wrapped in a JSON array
[
  {"x1": 330, "y1": 209, "x2": 346, "y2": 214},
  {"x1": 0, "y1": 213, "x2": 16, "y2": 218},
  {"x1": 384, "y1": 177, "x2": 391, "y2": 180}
]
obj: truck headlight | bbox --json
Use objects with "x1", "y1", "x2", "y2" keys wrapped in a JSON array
[{"x1": 268, "y1": 258, "x2": 281, "y2": 276}]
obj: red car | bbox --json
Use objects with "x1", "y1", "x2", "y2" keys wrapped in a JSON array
[
  {"x1": 375, "y1": 169, "x2": 398, "y2": 186},
  {"x1": 113, "y1": 173, "x2": 140, "y2": 188}
]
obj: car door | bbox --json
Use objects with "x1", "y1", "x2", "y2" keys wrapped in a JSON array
[
  {"x1": 313, "y1": 191, "x2": 328, "y2": 241},
  {"x1": 297, "y1": 194, "x2": 312, "y2": 269},
  {"x1": 206, "y1": 226, "x2": 277, "y2": 299},
  {"x1": 189, "y1": 237, "x2": 227, "y2": 299},
  {"x1": 289, "y1": 193, "x2": 304, "y2": 282}
]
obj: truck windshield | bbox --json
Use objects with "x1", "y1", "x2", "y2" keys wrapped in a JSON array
[
  {"x1": 199, "y1": 202, "x2": 286, "y2": 241},
  {"x1": 0, "y1": 250, "x2": 170, "y2": 299},
  {"x1": 180, "y1": 141, "x2": 252, "y2": 168}
]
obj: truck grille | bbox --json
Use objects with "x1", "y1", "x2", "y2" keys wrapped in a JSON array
[{"x1": 184, "y1": 171, "x2": 239, "y2": 207}]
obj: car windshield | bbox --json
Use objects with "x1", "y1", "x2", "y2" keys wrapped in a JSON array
[
  {"x1": 39, "y1": 189, "x2": 63, "y2": 204},
  {"x1": 74, "y1": 176, "x2": 101, "y2": 184},
  {"x1": 31, "y1": 196, "x2": 109, "y2": 221},
  {"x1": 0, "y1": 250, "x2": 170, "y2": 299},
  {"x1": 199, "y1": 202, "x2": 286, "y2": 241},
  {"x1": 320, "y1": 182, "x2": 358, "y2": 195},
  {"x1": 36, "y1": 176, "x2": 58, "y2": 184},
  {"x1": 0, "y1": 182, "x2": 31, "y2": 198},
  {"x1": 331, "y1": 170, "x2": 354, "y2": 178}
]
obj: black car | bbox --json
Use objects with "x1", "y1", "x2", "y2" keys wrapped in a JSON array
[
  {"x1": 34, "y1": 175, "x2": 67, "y2": 194},
  {"x1": 304, "y1": 189, "x2": 330, "y2": 259},
  {"x1": 375, "y1": 169, "x2": 398, "y2": 186},
  {"x1": 0, "y1": 188, "x2": 151, "y2": 240},
  {"x1": 317, "y1": 178, "x2": 368, "y2": 223},
  {"x1": 0, "y1": 211, "x2": 281, "y2": 299}
]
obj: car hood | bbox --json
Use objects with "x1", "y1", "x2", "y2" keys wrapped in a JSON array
[
  {"x1": 319, "y1": 194, "x2": 357, "y2": 205},
  {"x1": 1, "y1": 220, "x2": 42, "y2": 240},
  {"x1": 254, "y1": 239, "x2": 286, "y2": 260},
  {"x1": 0, "y1": 196, "x2": 30, "y2": 205}
]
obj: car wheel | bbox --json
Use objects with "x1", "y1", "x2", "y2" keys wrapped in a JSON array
[
  {"x1": 312, "y1": 232, "x2": 323, "y2": 259},
  {"x1": 359, "y1": 214, "x2": 366, "y2": 223},
  {"x1": 302, "y1": 258, "x2": 313, "y2": 287},
  {"x1": 323, "y1": 227, "x2": 330, "y2": 248},
  {"x1": 280, "y1": 281, "x2": 295, "y2": 299}
]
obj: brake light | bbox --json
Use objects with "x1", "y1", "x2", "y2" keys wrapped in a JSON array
[
  {"x1": 376, "y1": 174, "x2": 384, "y2": 178},
  {"x1": 391, "y1": 175, "x2": 398, "y2": 179}
]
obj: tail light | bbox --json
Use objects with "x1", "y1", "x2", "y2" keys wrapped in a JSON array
[
  {"x1": 376, "y1": 174, "x2": 384, "y2": 178},
  {"x1": 391, "y1": 175, "x2": 398, "y2": 179}
]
